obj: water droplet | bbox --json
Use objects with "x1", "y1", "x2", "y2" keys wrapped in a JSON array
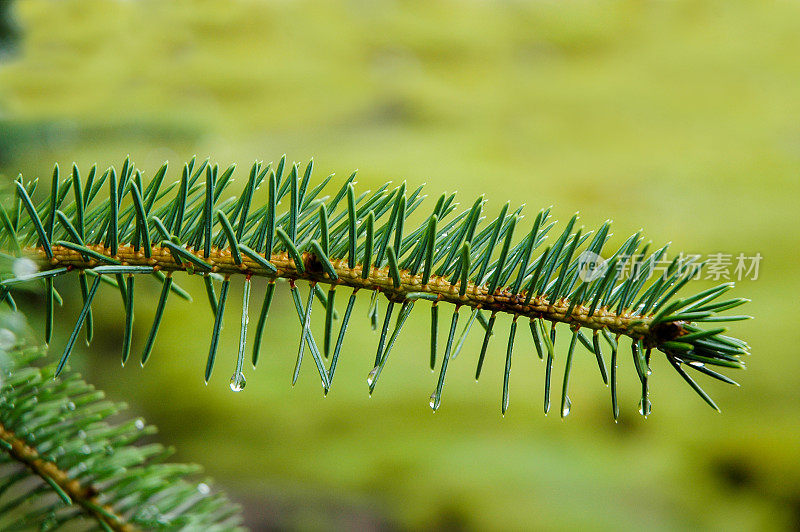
[
  {"x1": 77, "y1": 430, "x2": 86, "y2": 439},
  {"x1": 197, "y1": 482, "x2": 211, "y2": 495},
  {"x1": 229, "y1": 372, "x2": 246, "y2": 392},
  {"x1": 134, "y1": 418, "x2": 145, "y2": 430},
  {"x1": 40, "y1": 512, "x2": 57, "y2": 531},
  {"x1": 80, "y1": 444, "x2": 91, "y2": 455},
  {"x1": 429, "y1": 392, "x2": 438, "y2": 411},
  {"x1": 561, "y1": 396, "x2": 572, "y2": 417},
  {"x1": 13, "y1": 257, "x2": 38, "y2": 278},
  {"x1": 366, "y1": 366, "x2": 379, "y2": 387},
  {"x1": 62, "y1": 401, "x2": 75, "y2": 412},
  {"x1": 688, "y1": 361, "x2": 704, "y2": 367},
  {"x1": 638, "y1": 397, "x2": 652, "y2": 417},
  {"x1": 136, "y1": 505, "x2": 161, "y2": 525}
]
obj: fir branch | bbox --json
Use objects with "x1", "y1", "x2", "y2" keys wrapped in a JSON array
[
  {"x1": 0, "y1": 156, "x2": 752, "y2": 418},
  {"x1": 0, "y1": 318, "x2": 243, "y2": 531}
]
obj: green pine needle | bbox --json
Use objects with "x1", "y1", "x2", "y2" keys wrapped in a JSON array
[{"x1": 0, "y1": 156, "x2": 752, "y2": 417}]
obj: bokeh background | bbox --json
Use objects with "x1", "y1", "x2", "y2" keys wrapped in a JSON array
[{"x1": 2, "y1": 1, "x2": 799, "y2": 530}]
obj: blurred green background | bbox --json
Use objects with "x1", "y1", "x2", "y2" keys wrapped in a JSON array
[{"x1": 2, "y1": 1, "x2": 799, "y2": 530}]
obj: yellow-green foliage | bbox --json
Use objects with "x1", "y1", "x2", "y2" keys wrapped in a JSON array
[{"x1": 0, "y1": 1, "x2": 797, "y2": 529}]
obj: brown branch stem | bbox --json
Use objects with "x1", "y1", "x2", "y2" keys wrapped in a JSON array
[{"x1": 29, "y1": 244, "x2": 655, "y2": 340}]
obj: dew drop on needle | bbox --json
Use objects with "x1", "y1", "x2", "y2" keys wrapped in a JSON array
[{"x1": 229, "y1": 372, "x2": 246, "y2": 392}]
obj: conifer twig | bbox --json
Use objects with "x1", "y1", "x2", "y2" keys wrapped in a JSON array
[{"x1": 0, "y1": 156, "x2": 751, "y2": 418}]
